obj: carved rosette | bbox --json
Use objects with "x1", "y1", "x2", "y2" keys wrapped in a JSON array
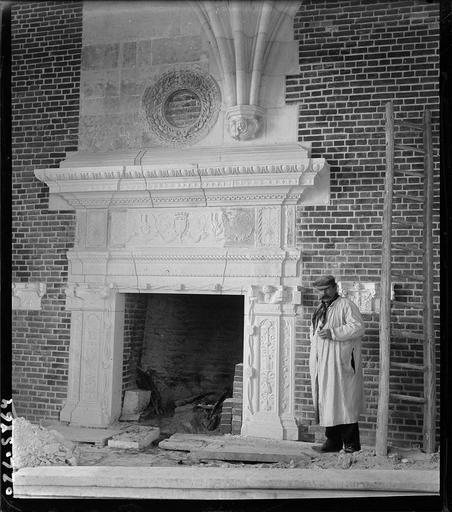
[
  {"x1": 142, "y1": 70, "x2": 221, "y2": 147},
  {"x1": 226, "y1": 105, "x2": 265, "y2": 141}
]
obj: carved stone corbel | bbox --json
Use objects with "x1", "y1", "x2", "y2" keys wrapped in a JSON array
[
  {"x1": 12, "y1": 282, "x2": 46, "y2": 311},
  {"x1": 226, "y1": 105, "x2": 265, "y2": 141}
]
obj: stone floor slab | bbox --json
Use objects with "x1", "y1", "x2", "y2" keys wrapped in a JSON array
[
  {"x1": 13, "y1": 466, "x2": 439, "y2": 499},
  {"x1": 42, "y1": 423, "x2": 124, "y2": 445}
]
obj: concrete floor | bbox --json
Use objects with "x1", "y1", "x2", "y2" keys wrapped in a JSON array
[{"x1": 13, "y1": 423, "x2": 440, "y2": 500}]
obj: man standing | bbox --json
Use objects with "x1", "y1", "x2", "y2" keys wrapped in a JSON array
[{"x1": 309, "y1": 275, "x2": 365, "y2": 453}]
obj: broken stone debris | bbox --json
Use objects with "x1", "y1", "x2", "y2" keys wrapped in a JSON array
[
  {"x1": 119, "y1": 389, "x2": 152, "y2": 421},
  {"x1": 159, "y1": 433, "x2": 314, "y2": 464},
  {"x1": 108, "y1": 425, "x2": 160, "y2": 449},
  {"x1": 12, "y1": 417, "x2": 79, "y2": 470}
]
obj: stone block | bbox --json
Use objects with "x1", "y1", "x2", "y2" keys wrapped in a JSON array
[
  {"x1": 122, "y1": 42, "x2": 136, "y2": 68},
  {"x1": 137, "y1": 40, "x2": 153, "y2": 67},
  {"x1": 152, "y1": 36, "x2": 202, "y2": 65},
  {"x1": 108, "y1": 426, "x2": 160, "y2": 450},
  {"x1": 82, "y1": 43, "x2": 119, "y2": 70},
  {"x1": 120, "y1": 389, "x2": 151, "y2": 419}
]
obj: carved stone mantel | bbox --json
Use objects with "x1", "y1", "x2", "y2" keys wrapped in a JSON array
[{"x1": 35, "y1": 144, "x2": 330, "y2": 438}]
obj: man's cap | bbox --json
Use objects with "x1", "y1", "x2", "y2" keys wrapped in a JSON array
[{"x1": 312, "y1": 275, "x2": 336, "y2": 289}]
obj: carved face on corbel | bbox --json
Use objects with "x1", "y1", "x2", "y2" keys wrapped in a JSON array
[{"x1": 226, "y1": 105, "x2": 265, "y2": 141}]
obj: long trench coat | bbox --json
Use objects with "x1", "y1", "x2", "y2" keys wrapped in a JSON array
[{"x1": 309, "y1": 297, "x2": 365, "y2": 427}]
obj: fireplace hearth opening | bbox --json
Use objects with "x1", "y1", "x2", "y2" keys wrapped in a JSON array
[{"x1": 122, "y1": 293, "x2": 244, "y2": 435}]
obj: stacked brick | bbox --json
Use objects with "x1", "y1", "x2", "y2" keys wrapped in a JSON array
[
  {"x1": 220, "y1": 363, "x2": 243, "y2": 435},
  {"x1": 287, "y1": 0, "x2": 439, "y2": 447},
  {"x1": 122, "y1": 294, "x2": 148, "y2": 394},
  {"x1": 11, "y1": 2, "x2": 83, "y2": 422}
]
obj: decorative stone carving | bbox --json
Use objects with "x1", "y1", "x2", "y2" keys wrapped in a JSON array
[
  {"x1": 258, "y1": 319, "x2": 276, "y2": 412},
  {"x1": 241, "y1": 285, "x2": 301, "y2": 440},
  {"x1": 256, "y1": 207, "x2": 281, "y2": 247},
  {"x1": 127, "y1": 209, "x2": 225, "y2": 247},
  {"x1": 226, "y1": 105, "x2": 264, "y2": 141},
  {"x1": 249, "y1": 285, "x2": 301, "y2": 305},
  {"x1": 86, "y1": 210, "x2": 107, "y2": 248},
  {"x1": 142, "y1": 70, "x2": 221, "y2": 147},
  {"x1": 34, "y1": 145, "x2": 330, "y2": 436},
  {"x1": 337, "y1": 281, "x2": 381, "y2": 314},
  {"x1": 223, "y1": 208, "x2": 254, "y2": 246},
  {"x1": 60, "y1": 289, "x2": 125, "y2": 427},
  {"x1": 34, "y1": 144, "x2": 330, "y2": 210},
  {"x1": 12, "y1": 282, "x2": 46, "y2": 311},
  {"x1": 64, "y1": 283, "x2": 118, "y2": 311}
]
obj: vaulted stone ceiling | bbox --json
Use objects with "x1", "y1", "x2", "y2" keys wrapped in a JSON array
[{"x1": 190, "y1": 1, "x2": 300, "y2": 140}]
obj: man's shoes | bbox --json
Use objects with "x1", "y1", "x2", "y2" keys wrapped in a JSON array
[
  {"x1": 343, "y1": 444, "x2": 361, "y2": 453},
  {"x1": 312, "y1": 440, "x2": 342, "y2": 453}
]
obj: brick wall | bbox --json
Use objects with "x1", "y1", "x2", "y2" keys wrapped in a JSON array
[
  {"x1": 11, "y1": 2, "x2": 82, "y2": 422},
  {"x1": 122, "y1": 294, "x2": 148, "y2": 394},
  {"x1": 10, "y1": 0, "x2": 440, "y2": 449},
  {"x1": 287, "y1": 0, "x2": 439, "y2": 447}
]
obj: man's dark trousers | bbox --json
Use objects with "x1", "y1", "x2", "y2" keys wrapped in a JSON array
[{"x1": 325, "y1": 422, "x2": 360, "y2": 450}]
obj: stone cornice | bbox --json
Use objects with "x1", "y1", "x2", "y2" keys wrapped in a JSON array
[{"x1": 34, "y1": 144, "x2": 329, "y2": 210}]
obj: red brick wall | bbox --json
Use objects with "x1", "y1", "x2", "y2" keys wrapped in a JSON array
[
  {"x1": 11, "y1": 2, "x2": 82, "y2": 422},
  {"x1": 287, "y1": 0, "x2": 439, "y2": 447}
]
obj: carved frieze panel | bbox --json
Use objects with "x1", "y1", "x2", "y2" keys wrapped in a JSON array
[
  {"x1": 86, "y1": 209, "x2": 108, "y2": 248},
  {"x1": 283, "y1": 205, "x2": 296, "y2": 248},
  {"x1": 256, "y1": 207, "x2": 281, "y2": 247},
  {"x1": 127, "y1": 209, "x2": 226, "y2": 247},
  {"x1": 337, "y1": 281, "x2": 381, "y2": 314},
  {"x1": 223, "y1": 208, "x2": 254, "y2": 246},
  {"x1": 64, "y1": 283, "x2": 118, "y2": 311},
  {"x1": 249, "y1": 285, "x2": 302, "y2": 306},
  {"x1": 109, "y1": 210, "x2": 127, "y2": 248},
  {"x1": 12, "y1": 282, "x2": 46, "y2": 311}
]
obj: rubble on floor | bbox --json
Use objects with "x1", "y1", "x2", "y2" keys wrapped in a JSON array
[
  {"x1": 108, "y1": 425, "x2": 160, "y2": 449},
  {"x1": 12, "y1": 417, "x2": 79, "y2": 470}
]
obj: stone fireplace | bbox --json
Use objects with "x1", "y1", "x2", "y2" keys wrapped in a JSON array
[{"x1": 35, "y1": 143, "x2": 329, "y2": 440}]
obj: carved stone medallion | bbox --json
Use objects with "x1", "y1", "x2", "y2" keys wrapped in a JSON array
[{"x1": 142, "y1": 70, "x2": 221, "y2": 147}]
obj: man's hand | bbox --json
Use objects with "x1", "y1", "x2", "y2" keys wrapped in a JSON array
[{"x1": 318, "y1": 328, "x2": 332, "y2": 339}]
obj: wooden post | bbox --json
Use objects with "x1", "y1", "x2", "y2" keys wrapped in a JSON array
[
  {"x1": 423, "y1": 109, "x2": 436, "y2": 453},
  {"x1": 376, "y1": 102, "x2": 394, "y2": 456}
]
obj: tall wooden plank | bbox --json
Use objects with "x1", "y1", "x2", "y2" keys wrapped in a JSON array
[
  {"x1": 423, "y1": 109, "x2": 436, "y2": 453},
  {"x1": 376, "y1": 102, "x2": 394, "y2": 456}
]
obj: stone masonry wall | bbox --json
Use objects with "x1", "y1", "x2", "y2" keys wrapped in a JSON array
[
  {"x1": 11, "y1": 1, "x2": 82, "y2": 422},
  {"x1": 287, "y1": 0, "x2": 439, "y2": 447}
]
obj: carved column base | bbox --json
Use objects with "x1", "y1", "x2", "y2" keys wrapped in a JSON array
[{"x1": 241, "y1": 412, "x2": 284, "y2": 439}]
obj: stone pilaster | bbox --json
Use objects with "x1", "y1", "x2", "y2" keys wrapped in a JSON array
[
  {"x1": 241, "y1": 285, "x2": 301, "y2": 440},
  {"x1": 60, "y1": 283, "x2": 125, "y2": 427}
]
